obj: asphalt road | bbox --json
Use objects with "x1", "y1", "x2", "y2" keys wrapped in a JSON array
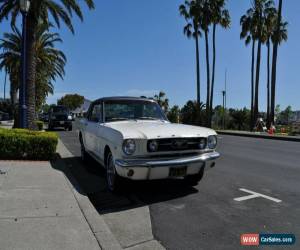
[{"x1": 57, "y1": 127, "x2": 300, "y2": 250}]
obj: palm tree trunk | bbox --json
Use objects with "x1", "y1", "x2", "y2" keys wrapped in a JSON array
[
  {"x1": 10, "y1": 79, "x2": 19, "y2": 128},
  {"x1": 266, "y1": 40, "x2": 270, "y2": 129},
  {"x1": 250, "y1": 39, "x2": 256, "y2": 131},
  {"x1": 270, "y1": 0, "x2": 283, "y2": 125},
  {"x1": 25, "y1": 14, "x2": 38, "y2": 130},
  {"x1": 204, "y1": 30, "x2": 211, "y2": 127},
  {"x1": 254, "y1": 40, "x2": 262, "y2": 127},
  {"x1": 195, "y1": 33, "x2": 200, "y2": 105},
  {"x1": 210, "y1": 24, "x2": 216, "y2": 127}
]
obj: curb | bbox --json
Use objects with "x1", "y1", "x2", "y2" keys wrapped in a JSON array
[
  {"x1": 56, "y1": 139, "x2": 122, "y2": 250},
  {"x1": 217, "y1": 130, "x2": 300, "y2": 142}
]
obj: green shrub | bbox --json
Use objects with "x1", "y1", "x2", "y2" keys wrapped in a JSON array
[
  {"x1": 35, "y1": 121, "x2": 44, "y2": 131},
  {"x1": 0, "y1": 128, "x2": 58, "y2": 160}
]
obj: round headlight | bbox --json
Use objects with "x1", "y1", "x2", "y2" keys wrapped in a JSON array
[
  {"x1": 148, "y1": 140, "x2": 158, "y2": 152},
  {"x1": 122, "y1": 139, "x2": 136, "y2": 155},
  {"x1": 198, "y1": 138, "x2": 207, "y2": 150},
  {"x1": 68, "y1": 115, "x2": 72, "y2": 120},
  {"x1": 207, "y1": 135, "x2": 217, "y2": 149}
]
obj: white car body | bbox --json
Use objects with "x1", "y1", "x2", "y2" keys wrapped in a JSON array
[{"x1": 78, "y1": 97, "x2": 220, "y2": 181}]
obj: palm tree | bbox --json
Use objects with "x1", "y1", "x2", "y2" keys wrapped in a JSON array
[
  {"x1": 261, "y1": 6, "x2": 277, "y2": 128},
  {"x1": 199, "y1": 0, "x2": 212, "y2": 127},
  {"x1": 179, "y1": 0, "x2": 202, "y2": 105},
  {"x1": 240, "y1": 7, "x2": 257, "y2": 130},
  {"x1": 209, "y1": 0, "x2": 230, "y2": 127},
  {"x1": 0, "y1": 0, "x2": 95, "y2": 129},
  {"x1": 0, "y1": 23, "x2": 66, "y2": 119},
  {"x1": 154, "y1": 91, "x2": 169, "y2": 113},
  {"x1": 270, "y1": 0, "x2": 287, "y2": 126},
  {"x1": 0, "y1": 30, "x2": 21, "y2": 111}
]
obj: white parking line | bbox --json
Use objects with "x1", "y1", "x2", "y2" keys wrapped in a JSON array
[{"x1": 234, "y1": 188, "x2": 282, "y2": 203}]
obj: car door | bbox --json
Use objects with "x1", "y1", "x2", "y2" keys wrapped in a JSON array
[{"x1": 85, "y1": 103, "x2": 103, "y2": 158}]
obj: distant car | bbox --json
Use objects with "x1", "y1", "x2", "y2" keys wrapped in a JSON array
[
  {"x1": 0, "y1": 111, "x2": 9, "y2": 121},
  {"x1": 48, "y1": 105, "x2": 72, "y2": 131},
  {"x1": 78, "y1": 96, "x2": 220, "y2": 192}
]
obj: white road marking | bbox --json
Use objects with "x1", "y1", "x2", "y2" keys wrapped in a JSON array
[{"x1": 234, "y1": 188, "x2": 282, "y2": 203}]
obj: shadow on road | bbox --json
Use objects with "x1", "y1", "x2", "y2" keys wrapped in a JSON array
[{"x1": 50, "y1": 155, "x2": 198, "y2": 215}]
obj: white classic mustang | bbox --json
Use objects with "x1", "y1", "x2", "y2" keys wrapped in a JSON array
[{"x1": 78, "y1": 97, "x2": 220, "y2": 191}]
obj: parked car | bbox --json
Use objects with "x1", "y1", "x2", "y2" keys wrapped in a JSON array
[
  {"x1": 78, "y1": 97, "x2": 220, "y2": 192},
  {"x1": 0, "y1": 111, "x2": 9, "y2": 121},
  {"x1": 48, "y1": 105, "x2": 72, "y2": 131}
]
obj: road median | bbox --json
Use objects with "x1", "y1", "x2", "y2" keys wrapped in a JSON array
[{"x1": 217, "y1": 130, "x2": 300, "y2": 142}]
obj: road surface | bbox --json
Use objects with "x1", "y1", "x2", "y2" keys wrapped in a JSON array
[{"x1": 57, "y1": 127, "x2": 300, "y2": 250}]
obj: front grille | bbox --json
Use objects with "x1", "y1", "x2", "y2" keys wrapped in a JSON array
[
  {"x1": 147, "y1": 137, "x2": 206, "y2": 152},
  {"x1": 54, "y1": 114, "x2": 67, "y2": 121}
]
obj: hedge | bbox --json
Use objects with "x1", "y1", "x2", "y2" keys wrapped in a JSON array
[
  {"x1": 0, "y1": 128, "x2": 58, "y2": 160},
  {"x1": 35, "y1": 121, "x2": 44, "y2": 131}
]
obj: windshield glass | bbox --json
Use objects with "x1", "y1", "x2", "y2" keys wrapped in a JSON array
[
  {"x1": 52, "y1": 106, "x2": 69, "y2": 113},
  {"x1": 104, "y1": 100, "x2": 167, "y2": 122}
]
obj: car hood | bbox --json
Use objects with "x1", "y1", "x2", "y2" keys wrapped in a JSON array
[{"x1": 105, "y1": 121, "x2": 217, "y2": 139}]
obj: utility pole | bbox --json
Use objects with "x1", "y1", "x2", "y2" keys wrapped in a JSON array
[{"x1": 222, "y1": 69, "x2": 227, "y2": 129}]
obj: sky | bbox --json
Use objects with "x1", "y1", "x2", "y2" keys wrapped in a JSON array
[{"x1": 0, "y1": 0, "x2": 299, "y2": 111}]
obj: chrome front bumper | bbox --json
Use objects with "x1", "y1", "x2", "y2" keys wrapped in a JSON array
[{"x1": 115, "y1": 151, "x2": 220, "y2": 168}]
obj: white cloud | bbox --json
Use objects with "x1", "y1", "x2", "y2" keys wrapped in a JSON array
[{"x1": 122, "y1": 89, "x2": 158, "y2": 98}]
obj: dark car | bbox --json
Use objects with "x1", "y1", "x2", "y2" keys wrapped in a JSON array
[{"x1": 48, "y1": 105, "x2": 72, "y2": 131}]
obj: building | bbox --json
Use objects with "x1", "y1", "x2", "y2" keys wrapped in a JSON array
[{"x1": 71, "y1": 99, "x2": 92, "y2": 117}]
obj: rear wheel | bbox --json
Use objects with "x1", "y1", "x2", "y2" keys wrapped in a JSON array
[
  {"x1": 80, "y1": 137, "x2": 89, "y2": 163},
  {"x1": 106, "y1": 151, "x2": 122, "y2": 192}
]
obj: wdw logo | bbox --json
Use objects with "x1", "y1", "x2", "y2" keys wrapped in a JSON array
[{"x1": 241, "y1": 233, "x2": 296, "y2": 246}]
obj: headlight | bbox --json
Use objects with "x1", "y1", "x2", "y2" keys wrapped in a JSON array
[
  {"x1": 198, "y1": 138, "x2": 207, "y2": 150},
  {"x1": 207, "y1": 135, "x2": 217, "y2": 149},
  {"x1": 148, "y1": 140, "x2": 158, "y2": 152},
  {"x1": 68, "y1": 115, "x2": 72, "y2": 120},
  {"x1": 122, "y1": 139, "x2": 136, "y2": 155}
]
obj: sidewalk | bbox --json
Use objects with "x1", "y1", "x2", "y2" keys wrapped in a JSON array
[{"x1": 0, "y1": 160, "x2": 101, "y2": 250}]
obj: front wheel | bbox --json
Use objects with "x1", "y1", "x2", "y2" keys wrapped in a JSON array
[
  {"x1": 80, "y1": 141, "x2": 89, "y2": 163},
  {"x1": 106, "y1": 152, "x2": 122, "y2": 192}
]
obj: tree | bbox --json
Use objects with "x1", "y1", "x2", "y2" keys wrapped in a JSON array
[
  {"x1": 0, "y1": 0, "x2": 95, "y2": 129},
  {"x1": 240, "y1": 7, "x2": 257, "y2": 131},
  {"x1": 281, "y1": 105, "x2": 292, "y2": 124},
  {"x1": 57, "y1": 94, "x2": 84, "y2": 110},
  {"x1": 270, "y1": 0, "x2": 287, "y2": 126},
  {"x1": 229, "y1": 108, "x2": 250, "y2": 131},
  {"x1": 240, "y1": 0, "x2": 275, "y2": 129},
  {"x1": 199, "y1": 0, "x2": 212, "y2": 127},
  {"x1": 167, "y1": 105, "x2": 181, "y2": 123},
  {"x1": 209, "y1": 0, "x2": 230, "y2": 127},
  {"x1": 153, "y1": 91, "x2": 169, "y2": 113},
  {"x1": 0, "y1": 23, "x2": 66, "y2": 117},
  {"x1": 181, "y1": 100, "x2": 205, "y2": 125},
  {"x1": 179, "y1": 0, "x2": 202, "y2": 105}
]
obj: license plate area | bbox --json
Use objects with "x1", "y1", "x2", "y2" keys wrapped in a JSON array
[
  {"x1": 169, "y1": 166, "x2": 187, "y2": 177},
  {"x1": 59, "y1": 121, "x2": 64, "y2": 125}
]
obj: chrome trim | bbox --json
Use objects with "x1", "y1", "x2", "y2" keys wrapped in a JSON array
[{"x1": 115, "y1": 151, "x2": 220, "y2": 168}]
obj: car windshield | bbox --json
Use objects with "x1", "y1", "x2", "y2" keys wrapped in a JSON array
[
  {"x1": 52, "y1": 106, "x2": 69, "y2": 113},
  {"x1": 104, "y1": 100, "x2": 167, "y2": 122}
]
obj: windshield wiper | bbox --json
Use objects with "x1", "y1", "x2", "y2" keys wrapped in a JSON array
[
  {"x1": 108, "y1": 117, "x2": 135, "y2": 121},
  {"x1": 136, "y1": 117, "x2": 160, "y2": 120}
]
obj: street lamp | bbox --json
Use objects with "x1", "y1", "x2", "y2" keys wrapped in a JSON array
[{"x1": 19, "y1": 0, "x2": 30, "y2": 128}]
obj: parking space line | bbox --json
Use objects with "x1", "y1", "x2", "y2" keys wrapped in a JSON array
[{"x1": 234, "y1": 188, "x2": 282, "y2": 203}]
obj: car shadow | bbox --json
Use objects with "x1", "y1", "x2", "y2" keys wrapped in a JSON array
[{"x1": 50, "y1": 153, "x2": 199, "y2": 215}]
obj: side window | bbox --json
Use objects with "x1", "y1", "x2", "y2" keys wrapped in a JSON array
[{"x1": 88, "y1": 104, "x2": 102, "y2": 122}]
